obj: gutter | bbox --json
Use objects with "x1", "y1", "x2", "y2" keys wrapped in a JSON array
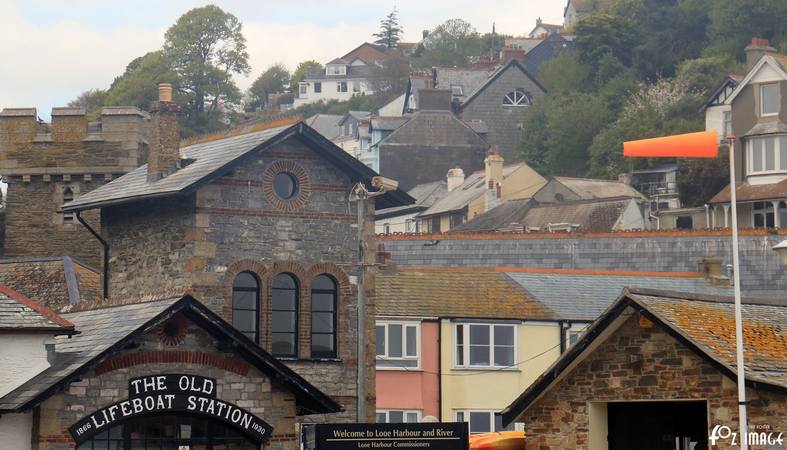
[{"x1": 76, "y1": 211, "x2": 109, "y2": 299}]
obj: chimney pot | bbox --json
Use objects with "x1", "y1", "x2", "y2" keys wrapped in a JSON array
[
  {"x1": 745, "y1": 37, "x2": 777, "y2": 69},
  {"x1": 446, "y1": 166, "x2": 466, "y2": 192},
  {"x1": 158, "y1": 83, "x2": 173, "y2": 102}
]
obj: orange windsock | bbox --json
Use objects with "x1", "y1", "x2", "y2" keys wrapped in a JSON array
[{"x1": 623, "y1": 130, "x2": 718, "y2": 158}]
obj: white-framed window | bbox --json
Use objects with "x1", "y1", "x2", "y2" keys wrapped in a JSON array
[
  {"x1": 747, "y1": 135, "x2": 787, "y2": 175},
  {"x1": 722, "y1": 110, "x2": 732, "y2": 139},
  {"x1": 326, "y1": 65, "x2": 347, "y2": 76},
  {"x1": 376, "y1": 321, "x2": 420, "y2": 368},
  {"x1": 752, "y1": 201, "x2": 775, "y2": 228},
  {"x1": 337, "y1": 81, "x2": 348, "y2": 92},
  {"x1": 455, "y1": 410, "x2": 514, "y2": 434},
  {"x1": 383, "y1": 223, "x2": 391, "y2": 234},
  {"x1": 503, "y1": 88, "x2": 531, "y2": 106},
  {"x1": 455, "y1": 323, "x2": 516, "y2": 368},
  {"x1": 376, "y1": 410, "x2": 421, "y2": 423},
  {"x1": 564, "y1": 323, "x2": 588, "y2": 351},
  {"x1": 760, "y1": 83, "x2": 779, "y2": 117},
  {"x1": 353, "y1": 81, "x2": 361, "y2": 92},
  {"x1": 299, "y1": 84, "x2": 308, "y2": 95},
  {"x1": 405, "y1": 219, "x2": 418, "y2": 233}
]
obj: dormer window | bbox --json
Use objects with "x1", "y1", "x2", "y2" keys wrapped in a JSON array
[
  {"x1": 747, "y1": 134, "x2": 787, "y2": 175},
  {"x1": 760, "y1": 83, "x2": 780, "y2": 117},
  {"x1": 326, "y1": 65, "x2": 347, "y2": 76}
]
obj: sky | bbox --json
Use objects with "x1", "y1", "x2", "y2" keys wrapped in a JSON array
[{"x1": 0, "y1": 0, "x2": 565, "y2": 118}]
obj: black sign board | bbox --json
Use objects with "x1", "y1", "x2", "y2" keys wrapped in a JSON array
[
  {"x1": 314, "y1": 423, "x2": 469, "y2": 450},
  {"x1": 69, "y1": 373, "x2": 273, "y2": 444}
]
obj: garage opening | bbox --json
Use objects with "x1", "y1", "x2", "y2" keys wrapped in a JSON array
[{"x1": 607, "y1": 401, "x2": 708, "y2": 450}]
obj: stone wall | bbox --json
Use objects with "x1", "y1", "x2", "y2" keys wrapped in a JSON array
[
  {"x1": 461, "y1": 64, "x2": 545, "y2": 160},
  {"x1": 0, "y1": 107, "x2": 148, "y2": 266},
  {"x1": 103, "y1": 135, "x2": 377, "y2": 423},
  {"x1": 33, "y1": 314, "x2": 297, "y2": 450},
  {"x1": 520, "y1": 312, "x2": 787, "y2": 450},
  {"x1": 379, "y1": 231, "x2": 787, "y2": 298}
]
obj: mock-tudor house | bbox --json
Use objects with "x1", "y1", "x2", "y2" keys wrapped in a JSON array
[
  {"x1": 708, "y1": 40, "x2": 787, "y2": 228},
  {"x1": 375, "y1": 90, "x2": 490, "y2": 191},
  {"x1": 703, "y1": 74, "x2": 743, "y2": 143},
  {"x1": 500, "y1": 288, "x2": 786, "y2": 450},
  {"x1": 416, "y1": 152, "x2": 547, "y2": 233},
  {"x1": 374, "y1": 267, "x2": 732, "y2": 434},
  {"x1": 0, "y1": 289, "x2": 342, "y2": 450}
]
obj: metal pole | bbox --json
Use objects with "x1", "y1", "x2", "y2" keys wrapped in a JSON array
[
  {"x1": 727, "y1": 137, "x2": 748, "y2": 449},
  {"x1": 355, "y1": 185, "x2": 367, "y2": 423}
]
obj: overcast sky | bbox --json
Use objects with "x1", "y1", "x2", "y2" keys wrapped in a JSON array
[{"x1": 0, "y1": 0, "x2": 565, "y2": 117}]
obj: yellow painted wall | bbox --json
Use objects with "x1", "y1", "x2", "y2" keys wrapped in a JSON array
[
  {"x1": 465, "y1": 165, "x2": 548, "y2": 225},
  {"x1": 439, "y1": 319, "x2": 562, "y2": 421}
]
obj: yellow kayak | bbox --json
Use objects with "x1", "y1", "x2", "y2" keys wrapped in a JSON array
[{"x1": 469, "y1": 431, "x2": 525, "y2": 450}]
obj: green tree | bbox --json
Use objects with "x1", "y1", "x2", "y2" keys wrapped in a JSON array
[
  {"x1": 67, "y1": 89, "x2": 107, "y2": 120},
  {"x1": 247, "y1": 64, "x2": 291, "y2": 111},
  {"x1": 163, "y1": 5, "x2": 250, "y2": 124},
  {"x1": 373, "y1": 7, "x2": 403, "y2": 49},
  {"x1": 368, "y1": 52, "x2": 410, "y2": 95},
  {"x1": 676, "y1": 55, "x2": 735, "y2": 93},
  {"x1": 412, "y1": 19, "x2": 483, "y2": 68},
  {"x1": 104, "y1": 51, "x2": 178, "y2": 111},
  {"x1": 706, "y1": 0, "x2": 787, "y2": 59},
  {"x1": 290, "y1": 60, "x2": 323, "y2": 93},
  {"x1": 574, "y1": 13, "x2": 641, "y2": 70}
]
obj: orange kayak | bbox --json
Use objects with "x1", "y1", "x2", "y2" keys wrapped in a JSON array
[{"x1": 469, "y1": 431, "x2": 525, "y2": 450}]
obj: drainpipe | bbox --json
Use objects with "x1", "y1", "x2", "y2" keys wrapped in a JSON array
[
  {"x1": 76, "y1": 211, "x2": 109, "y2": 299},
  {"x1": 705, "y1": 204, "x2": 710, "y2": 229},
  {"x1": 437, "y1": 319, "x2": 442, "y2": 422}
]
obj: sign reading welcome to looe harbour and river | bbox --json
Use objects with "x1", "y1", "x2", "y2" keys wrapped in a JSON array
[
  {"x1": 314, "y1": 423, "x2": 469, "y2": 450},
  {"x1": 68, "y1": 374, "x2": 273, "y2": 444}
]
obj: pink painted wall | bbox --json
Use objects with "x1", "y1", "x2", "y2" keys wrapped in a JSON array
[{"x1": 376, "y1": 321, "x2": 440, "y2": 419}]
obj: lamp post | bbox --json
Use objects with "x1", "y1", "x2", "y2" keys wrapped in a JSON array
[{"x1": 725, "y1": 135, "x2": 749, "y2": 450}]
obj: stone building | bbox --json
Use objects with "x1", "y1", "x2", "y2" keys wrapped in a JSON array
[
  {"x1": 500, "y1": 288, "x2": 787, "y2": 450},
  {"x1": 0, "y1": 106, "x2": 148, "y2": 266},
  {"x1": 0, "y1": 289, "x2": 341, "y2": 450},
  {"x1": 54, "y1": 86, "x2": 411, "y2": 442}
]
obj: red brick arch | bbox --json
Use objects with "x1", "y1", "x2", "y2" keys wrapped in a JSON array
[
  {"x1": 264, "y1": 261, "x2": 309, "y2": 357},
  {"x1": 305, "y1": 262, "x2": 352, "y2": 360},
  {"x1": 262, "y1": 160, "x2": 311, "y2": 211},
  {"x1": 222, "y1": 259, "x2": 268, "y2": 344}
]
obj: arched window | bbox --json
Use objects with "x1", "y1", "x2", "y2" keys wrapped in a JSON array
[
  {"x1": 62, "y1": 187, "x2": 75, "y2": 224},
  {"x1": 232, "y1": 272, "x2": 260, "y2": 343},
  {"x1": 503, "y1": 88, "x2": 531, "y2": 106},
  {"x1": 311, "y1": 275, "x2": 337, "y2": 358},
  {"x1": 272, "y1": 273, "x2": 299, "y2": 357}
]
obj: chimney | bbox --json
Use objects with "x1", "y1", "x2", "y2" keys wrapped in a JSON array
[
  {"x1": 148, "y1": 83, "x2": 180, "y2": 182},
  {"x1": 446, "y1": 167, "x2": 465, "y2": 192},
  {"x1": 501, "y1": 47, "x2": 526, "y2": 64},
  {"x1": 417, "y1": 89, "x2": 452, "y2": 111},
  {"x1": 618, "y1": 173, "x2": 633, "y2": 185},
  {"x1": 745, "y1": 37, "x2": 777, "y2": 69},
  {"x1": 484, "y1": 146, "x2": 504, "y2": 211}
]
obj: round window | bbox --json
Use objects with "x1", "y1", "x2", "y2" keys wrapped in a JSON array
[{"x1": 273, "y1": 172, "x2": 298, "y2": 200}]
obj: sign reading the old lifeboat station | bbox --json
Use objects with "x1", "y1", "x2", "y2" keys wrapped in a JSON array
[
  {"x1": 314, "y1": 423, "x2": 469, "y2": 450},
  {"x1": 69, "y1": 374, "x2": 273, "y2": 444}
]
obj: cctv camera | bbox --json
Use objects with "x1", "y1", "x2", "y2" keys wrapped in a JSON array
[{"x1": 372, "y1": 176, "x2": 399, "y2": 191}]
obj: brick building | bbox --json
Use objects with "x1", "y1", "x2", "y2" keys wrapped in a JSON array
[
  {"x1": 500, "y1": 289, "x2": 787, "y2": 450},
  {"x1": 0, "y1": 106, "x2": 148, "y2": 266}
]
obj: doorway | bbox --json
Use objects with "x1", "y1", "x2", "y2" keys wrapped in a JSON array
[
  {"x1": 75, "y1": 413, "x2": 260, "y2": 450},
  {"x1": 607, "y1": 401, "x2": 708, "y2": 450}
]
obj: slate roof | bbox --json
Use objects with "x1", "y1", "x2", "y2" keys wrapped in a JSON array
[
  {"x1": 434, "y1": 67, "x2": 495, "y2": 102},
  {"x1": 500, "y1": 289, "x2": 787, "y2": 425},
  {"x1": 62, "y1": 122, "x2": 413, "y2": 211},
  {"x1": 553, "y1": 177, "x2": 646, "y2": 200},
  {"x1": 460, "y1": 59, "x2": 546, "y2": 109},
  {"x1": 305, "y1": 114, "x2": 343, "y2": 140},
  {"x1": 303, "y1": 64, "x2": 374, "y2": 81},
  {"x1": 709, "y1": 178, "x2": 787, "y2": 204},
  {"x1": 523, "y1": 33, "x2": 575, "y2": 77},
  {"x1": 0, "y1": 296, "x2": 342, "y2": 414},
  {"x1": 504, "y1": 271, "x2": 733, "y2": 321},
  {"x1": 0, "y1": 284, "x2": 75, "y2": 333},
  {"x1": 376, "y1": 268, "x2": 555, "y2": 320},
  {"x1": 419, "y1": 163, "x2": 525, "y2": 218},
  {"x1": 375, "y1": 180, "x2": 448, "y2": 219},
  {"x1": 505, "y1": 38, "x2": 543, "y2": 52},
  {"x1": 0, "y1": 257, "x2": 101, "y2": 308},
  {"x1": 451, "y1": 198, "x2": 535, "y2": 232},
  {"x1": 340, "y1": 42, "x2": 389, "y2": 62},
  {"x1": 371, "y1": 116, "x2": 410, "y2": 131},
  {"x1": 520, "y1": 197, "x2": 636, "y2": 233}
]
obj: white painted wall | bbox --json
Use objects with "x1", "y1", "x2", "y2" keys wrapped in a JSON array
[
  {"x1": 294, "y1": 79, "x2": 374, "y2": 106},
  {"x1": 0, "y1": 334, "x2": 51, "y2": 397},
  {"x1": 705, "y1": 104, "x2": 730, "y2": 141},
  {"x1": 375, "y1": 212, "x2": 420, "y2": 234},
  {"x1": 614, "y1": 200, "x2": 647, "y2": 230},
  {"x1": 0, "y1": 412, "x2": 33, "y2": 450}
]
